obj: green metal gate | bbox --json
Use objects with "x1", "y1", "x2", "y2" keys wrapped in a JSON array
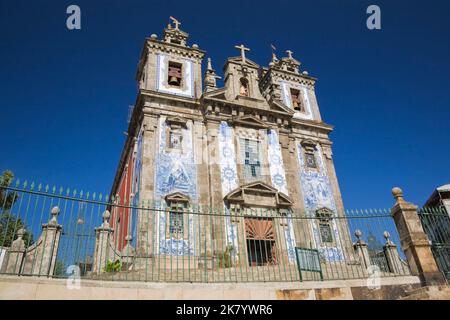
[{"x1": 418, "y1": 208, "x2": 450, "y2": 280}]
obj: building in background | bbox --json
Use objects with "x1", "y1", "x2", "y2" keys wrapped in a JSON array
[{"x1": 424, "y1": 184, "x2": 450, "y2": 216}]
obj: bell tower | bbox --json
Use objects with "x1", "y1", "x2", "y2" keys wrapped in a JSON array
[
  {"x1": 260, "y1": 50, "x2": 322, "y2": 121},
  {"x1": 221, "y1": 44, "x2": 269, "y2": 109},
  {"x1": 135, "y1": 17, "x2": 205, "y2": 99}
]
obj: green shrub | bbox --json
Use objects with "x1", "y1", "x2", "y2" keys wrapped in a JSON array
[
  {"x1": 105, "y1": 259, "x2": 122, "y2": 273},
  {"x1": 217, "y1": 245, "x2": 235, "y2": 268}
]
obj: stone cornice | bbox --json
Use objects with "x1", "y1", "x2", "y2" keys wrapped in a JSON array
[
  {"x1": 147, "y1": 39, "x2": 205, "y2": 60},
  {"x1": 291, "y1": 118, "x2": 334, "y2": 133},
  {"x1": 263, "y1": 68, "x2": 317, "y2": 87},
  {"x1": 139, "y1": 89, "x2": 200, "y2": 106}
]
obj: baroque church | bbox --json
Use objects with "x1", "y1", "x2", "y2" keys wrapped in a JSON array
[{"x1": 109, "y1": 19, "x2": 351, "y2": 270}]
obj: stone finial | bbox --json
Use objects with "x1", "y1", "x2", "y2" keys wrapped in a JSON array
[
  {"x1": 125, "y1": 235, "x2": 132, "y2": 244},
  {"x1": 383, "y1": 231, "x2": 395, "y2": 246},
  {"x1": 17, "y1": 228, "x2": 25, "y2": 238},
  {"x1": 11, "y1": 228, "x2": 26, "y2": 251},
  {"x1": 207, "y1": 57, "x2": 213, "y2": 70},
  {"x1": 49, "y1": 206, "x2": 60, "y2": 224},
  {"x1": 392, "y1": 187, "x2": 404, "y2": 203},
  {"x1": 302, "y1": 71, "x2": 309, "y2": 76},
  {"x1": 102, "y1": 210, "x2": 111, "y2": 228},
  {"x1": 150, "y1": 33, "x2": 157, "y2": 40},
  {"x1": 204, "y1": 57, "x2": 221, "y2": 92},
  {"x1": 354, "y1": 229, "x2": 366, "y2": 245},
  {"x1": 192, "y1": 43, "x2": 199, "y2": 49}
]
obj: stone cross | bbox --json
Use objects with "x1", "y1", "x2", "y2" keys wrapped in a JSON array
[
  {"x1": 286, "y1": 50, "x2": 294, "y2": 59},
  {"x1": 235, "y1": 44, "x2": 250, "y2": 64},
  {"x1": 170, "y1": 16, "x2": 181, "y2": 29}
]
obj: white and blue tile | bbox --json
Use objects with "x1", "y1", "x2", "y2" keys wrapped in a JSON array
[
  {"x1": 218, "y1": 121, "x2": 240, "y2": 253},
  {"x1": 154, "y1": 117, "x2": 197, "y2": 256},
  {"x1": 267, "y1": 129, "x2": 296, "y2": 261},
  {"x1": 297, "y1": 143, "x2": 344, "y2": 261}
]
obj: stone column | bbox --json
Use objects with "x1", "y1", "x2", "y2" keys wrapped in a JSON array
[
  {"x1": 382, "y1": 231, "x2": 403, "y2": 274},
  {"x1": 353, "y1": 229, "x2": 370, "y2": 269},
  {"x1": 93, "y1": 210, "x2": 114, "y2": 274},
  {"x1": 390, "y1": 187, "x2": 446, "y2": 285},
  {"x1": 5, "y1": 228, "x2": 26, "y2": 274}
]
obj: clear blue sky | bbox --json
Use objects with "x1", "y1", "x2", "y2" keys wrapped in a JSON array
[{"x1": 1, "y1": 0, "x2": 449, "y2": 209}]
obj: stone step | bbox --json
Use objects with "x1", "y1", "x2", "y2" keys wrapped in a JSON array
[{"x1": 399, "y1": 285, "x2": 450, "y2": 300}]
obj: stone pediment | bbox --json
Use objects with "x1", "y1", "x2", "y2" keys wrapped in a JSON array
[
  {"x1": 227, "y1": 56, "x2": 260, "y2": 69},
  {"x1": 202, "y1": 87, "x2": 227, "y2": 99},
  {"x1": 224, "y1": 181, "x2": 293, "y2": 208},
  {"x1": 228, "y1": 115, "x2": 270, "y2": 129},
  {"x1": 166, "y1": 116, "x2": 187, "y2": 127},
  {"x1": 165, "y1": 192, "x2": 190, "y2": 203},
  {"x1": 315, "y1": 207, "x2": 334, "y2": 218},
  {"x1": 270, "y1": 100, "x2": 295, "y2": 115}
]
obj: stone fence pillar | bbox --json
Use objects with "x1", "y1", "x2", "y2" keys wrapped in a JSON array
[
  {"x1": 390, "y1": 187, "x2": 446, "y2": 285},
  {"x1": 353, "y1": 229, "x2": 370, "y2": 269},
  {"x1": 4, "y1": 229, "x2": 26, "y2": 274},
  {"x1": 92, "y1": 210, "x2": 114, "y2": 273},
  {"x1": 382, "y1": 231, "x2": 403, "y2": 274},
  {"x1": 5, "y1": 207, "x2": 62, "y2": 277}
]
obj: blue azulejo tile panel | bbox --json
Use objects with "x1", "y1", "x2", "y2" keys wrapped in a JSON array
[
  {"x1": 154, "y1": 117, "x2": 197, "y2": 201},
  {"x1": 218, "y1": 121, "x2": 240, "y2": 251},
  {"x1": 267, "y1": 129, "x2": 288, "y2": 195},
  {"x1": 285, "y1": 212, "x2": 297, "y2": 262},
  {"x1": 154, "y1": 117, "x2": 198, "y2": 256},
  {"x1": 218, "y1": 121, "x2": 239, "y2": 195},
  {"x1": 224, "y1": 206, "x2": 239, "y2": 256},
  {"x1": 157, "y1": 210, "x2": 196, "y2": 256},
  {"x1": 267, "y1": 129, "x2": 296, "y2": 261},
  {"x1": 297, "y1": 143, "x2": 344, "y2": 262}
]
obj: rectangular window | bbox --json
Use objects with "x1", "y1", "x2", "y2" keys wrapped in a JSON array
[
  {"x1": 169, "y1": 203, "x2": 184, "y2": 237},
  {"x1": 168, "y1": 61, "x2": 182, "y2": 87},
  {"x1": 319, "y1": 222, "x2": 333, "y2": 243},
  {"x1": 241, "y1": 138, "x2": 261, "y2": 182},
  {"x1": 169, "y1": 130, "x2": 183, "y2": 150},
  {"x1": 305, "y1": 152, "x2": 317, "y2": 169},
  {"x1": 290, "y1": 88, "x2": 303, "y2": 112}
]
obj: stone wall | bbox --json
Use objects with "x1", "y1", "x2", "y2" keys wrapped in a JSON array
[{"x1": 0, "y1": 274, "x2": 430, "y2": 300}]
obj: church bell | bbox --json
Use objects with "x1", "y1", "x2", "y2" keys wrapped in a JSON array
[{"x1": 169, "y1": 76, "x2": 180, "y2": 85}]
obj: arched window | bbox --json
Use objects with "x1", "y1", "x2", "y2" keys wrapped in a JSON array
[{"x1": 239, "y1": 77, "x2": 249, "y2": 97}]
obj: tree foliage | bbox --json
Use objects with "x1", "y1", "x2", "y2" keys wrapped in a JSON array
[
  {"x1": 0, "y1": 170, "x2": 33, "y2": 247},
  {"x1": 0, "y1": 170, "x2": 19, "y2": 211}
]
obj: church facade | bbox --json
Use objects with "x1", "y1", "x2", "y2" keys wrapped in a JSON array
[{"x1": 109, "y1": 20, "x2": 352, "y2": 270}]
